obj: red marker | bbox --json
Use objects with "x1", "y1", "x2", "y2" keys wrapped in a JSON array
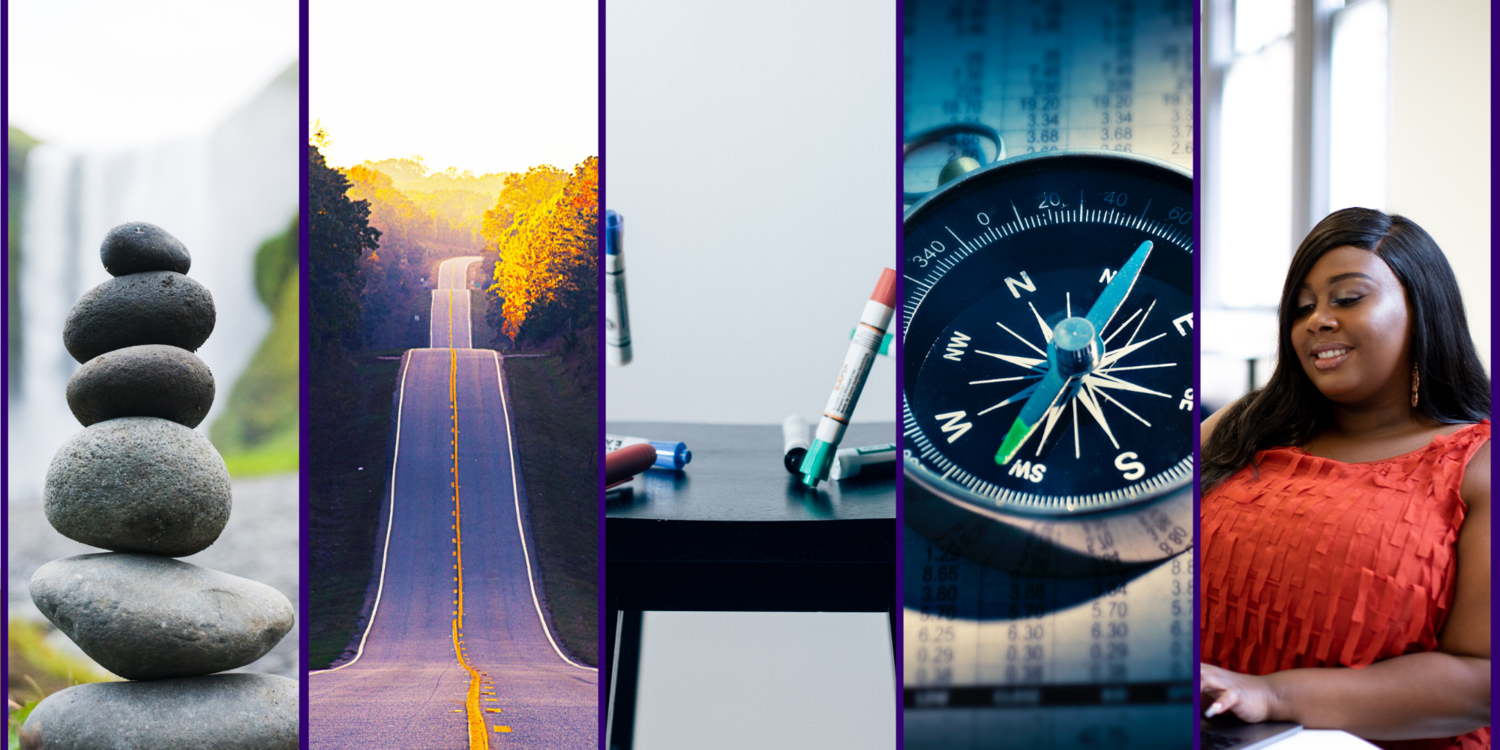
[
  {"x1": 606, "y1": 442, "x2": 659, "y2": 488},
  {"x1": 800, "y1": 268, "x2": 897, "y2": 488}
]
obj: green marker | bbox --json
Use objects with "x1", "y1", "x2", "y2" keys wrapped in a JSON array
[{"x1": 802, "y1": 269, "x2": 897, "y2": 488}]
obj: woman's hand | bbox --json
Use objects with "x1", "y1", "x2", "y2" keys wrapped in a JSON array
[{"x1": 1201, "y1": 663, "x2": 1279, "y2": 723}]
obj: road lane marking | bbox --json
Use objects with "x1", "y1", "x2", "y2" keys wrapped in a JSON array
[
  {"x1": 451, "y1": 347, "x2": 491, "y2": 749},
  {"x1": 490, "y1": 351, "x2": 598, "y2": 672},
  {"x1": 308, "y1": 352, "x2": 414, "y2": 675}
]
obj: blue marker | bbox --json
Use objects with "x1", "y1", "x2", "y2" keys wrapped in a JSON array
[
  {"x1": 604, "y1": 211, "x2": 632, "y2": 365},
  {"x1": 606, "y1": 434, "x2": 691, "y2": 470}
]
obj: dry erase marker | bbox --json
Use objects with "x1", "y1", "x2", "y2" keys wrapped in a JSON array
[
  {"x1": 604, "y1": 210, "x2": 632, "y2": 365},
  {"x1": 605, "y1": 434, "x2": 691, "y2": 470},
  {"x1": 829, "y1": 444, "x2": 897, "y2": 480},
  {"x1": 800, "y1": 268, "x2": 897, "y2": 489},
  {"x1": 851, "y1": 329, "x2": 894, "y2": 356},
  {"x1": 782, "y1": 415, "x2": 811, "y2": 473},
  {"x1": 605, "y1": 443, "x2": 657, "y2": 488}
]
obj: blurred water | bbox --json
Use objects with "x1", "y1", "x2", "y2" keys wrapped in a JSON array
[{"x1": 8, "y1": 65, "x2": 298, "y2": 504}]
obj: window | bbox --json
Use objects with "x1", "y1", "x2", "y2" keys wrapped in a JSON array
[{"x1": 1201, "y1": 0, "x2": 1392, "y2": 411}]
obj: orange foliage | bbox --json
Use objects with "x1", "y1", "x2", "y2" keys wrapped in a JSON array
[{"x1": 484, "y1": 157, "x2": 598, "y2": 342}]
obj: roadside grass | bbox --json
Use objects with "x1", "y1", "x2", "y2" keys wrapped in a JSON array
[
  {"x1": 503, "y1": 329, "x2": 598, "y2": 666},
  {"x1": 306, "y1": 351, "x2": 405, "y2": 669},
  {"x1": 305, "y1": 328, "x2": 597, "y2": 670}
]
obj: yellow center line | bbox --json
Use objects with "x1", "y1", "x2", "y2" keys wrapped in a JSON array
[{"x1": 449, "y1": 317, "x2": 492, "y2": 749}]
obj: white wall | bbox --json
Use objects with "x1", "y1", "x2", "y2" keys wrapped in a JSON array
[
  {"x1": 1388, "y1": 0, "x2": 1491, "y2": 371},
  {"x1": 604, "y1": 0, "x2": 896, "y2": 424}
]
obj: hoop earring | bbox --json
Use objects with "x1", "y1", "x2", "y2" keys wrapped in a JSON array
[{"x1": 1411, "y1": 362, "x2": 1420, "y2": 408}]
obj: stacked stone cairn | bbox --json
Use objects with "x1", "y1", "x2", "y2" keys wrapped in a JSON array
[{"x1": 21, "y1": 223, "x2": 298, "y2": 750}]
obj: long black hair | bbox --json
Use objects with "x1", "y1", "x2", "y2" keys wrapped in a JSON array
[{"x1": 1202, "y1": 208, "x2": 1491, "y2": 489}]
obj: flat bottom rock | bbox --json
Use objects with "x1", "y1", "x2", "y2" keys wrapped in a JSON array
[{"x1": 20, "y1": 673, "x2": 297, "y2": 750}]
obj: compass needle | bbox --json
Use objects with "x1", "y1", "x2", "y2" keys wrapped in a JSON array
[
  {"x1": 903, "y1": 23, "x2": 1199, "y2": 713},
  {"x1": 993, "y1": 370, "x2": 1066, "y2": 463},
  {"x1": 1086, "y1": 241, "x2": 1152, "y2": 333},
  {"x1": 903, "y1": 150, "x2": 1192, "y2": 570}
]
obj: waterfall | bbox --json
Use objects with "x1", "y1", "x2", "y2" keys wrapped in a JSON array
[{"x1": 9, "y1": 64, "x2": 299, "y2": 503}]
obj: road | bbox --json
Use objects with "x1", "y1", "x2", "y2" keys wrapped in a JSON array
[
  {"x1": 310, "y1": 256, "x2": 597, "y2": 748},
  {"x1": 430, "y1": 257, "x2": 482, "y2": 349}
]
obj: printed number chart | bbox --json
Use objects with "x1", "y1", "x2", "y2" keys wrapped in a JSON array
[
  {"x1": 902, "y1": 2, "x2": 1197, "y2": 747},
  {"x1": 903, "y1": 0, "x2": 1193, "y2": 196},
  {"x1": 904, "y1": 527, "x2": 1193, "y2": 749}
]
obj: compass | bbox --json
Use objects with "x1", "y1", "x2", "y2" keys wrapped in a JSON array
[{"x1": 903, "y1": 148, "x2": 1194, "y2": 574}]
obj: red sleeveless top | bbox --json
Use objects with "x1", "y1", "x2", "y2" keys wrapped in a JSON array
[{"x1": 1201, "y1": 421, "x2": 1491, "y2": 750}]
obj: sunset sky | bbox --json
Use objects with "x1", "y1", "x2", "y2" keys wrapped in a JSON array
[{"x1": 311, "y1": 0, "x2": 597, "y2": 176}]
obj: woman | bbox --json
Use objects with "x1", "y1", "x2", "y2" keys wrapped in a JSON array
[{"x1": 1199, "y1": 208, "x2": 1490, "y2": 749}]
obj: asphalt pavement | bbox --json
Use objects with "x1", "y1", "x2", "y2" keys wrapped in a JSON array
[
  {"x1": 430, "y1": 257, "x2": 480, "y2": 349},
  {"x1": 310, "y1": 255, "x2": 596, "y2": 748}
]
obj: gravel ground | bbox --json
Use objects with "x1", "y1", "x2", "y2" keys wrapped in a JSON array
[{"x1": 8, "y1": 472, "x2": 300, "y2": 680}]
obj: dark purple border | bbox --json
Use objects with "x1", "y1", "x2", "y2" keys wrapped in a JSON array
[
  {"x1": 1488, "y1": 0, "x2": 1500, "y2": 732},
  {"x1": 2, "y1": 0, "x2": 11, "y2": 719},
  {"x1": 298, "y1": 0, "x2": 311, "y2": 746},
  {"x1": 597, "y1": 0, "x2": 608, "y2": 744},
  {"x1": 893, "y1": 0, "x2": 906, "y2": 747},
  {"x1": 1191, "y1": 0, "x2": 1203, "y2": 746}
]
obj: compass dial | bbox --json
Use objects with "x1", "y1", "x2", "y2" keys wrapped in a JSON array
[{"x1": 904, "y1": 151, "x2": 1193, "y2": 529}]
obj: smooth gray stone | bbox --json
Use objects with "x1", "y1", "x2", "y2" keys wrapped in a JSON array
[
  {"x1": 63, "y1": 271, "x2": 215, "y2": 364},
  {"x1": 19, "y1": 673, "x2": 297, "y2": 750},
  {"x1": 45, "y1": 417, "x2": 230, "y2": 556},
  {"x1": 100, "y1": 221, "x2": 192, "y2": 276},
  {"x1": 30, "y1": 554, "x2": 296, "y2": 681},
  {"x1": 66, "y1": 345, "x2": 215, "y2": 428}
]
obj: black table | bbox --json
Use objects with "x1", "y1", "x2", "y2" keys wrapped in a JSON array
[
  {"x1": 605, "y1": 422, "x2": 898, "y2": 749},
  {"x1": 606, "y1": 421, "x2": 896, "y2": 611}
]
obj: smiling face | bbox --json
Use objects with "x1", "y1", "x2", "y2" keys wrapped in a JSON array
[{"x1": 1288, "y1": 246, "x2": 1413, "y2": 407}]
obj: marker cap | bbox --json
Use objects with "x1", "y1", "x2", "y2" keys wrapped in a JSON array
[
  {"x1": 782, "y1": 415, "x2": 811, "y2": 473},
  {"x1": 647, "y1": 440, "x2": 691, "y2": 471},
  {"x1": 799, "y1": 440, "x2": 836, "y2": 487},
  {"x1": 605, "y1": 210, "x2": 623, "y2": 255},
  {"x1": 870, "y1": 267, "x2": 897, "y2": 308}
]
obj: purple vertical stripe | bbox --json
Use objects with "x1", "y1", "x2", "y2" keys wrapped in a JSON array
[
  {"x1": 298, "y1": 0, "x2": 312, "y2": 746},
  {"x1": 1191, "y1": 0, "x2": 1204, "y2": 746},
  {"x1": 2, "y1": 0, "x2": 12, "y2": 713},
  {"x1": 894, "y1": 0, "x2": 906, "y2": 746},
  {"x1": 597, "y1": 0, "x2": 609, "y2": 745}
]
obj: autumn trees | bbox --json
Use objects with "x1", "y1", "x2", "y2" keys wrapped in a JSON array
[
  {"x1": 483, "y1": 156, "x2": 599, "y2": 347},
  {"x1": 343, "y1": 158, "x2": 502, "y2": 349},
  {"x1": 311, "y1": 127, "x2": 599, "y2": 354}
]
